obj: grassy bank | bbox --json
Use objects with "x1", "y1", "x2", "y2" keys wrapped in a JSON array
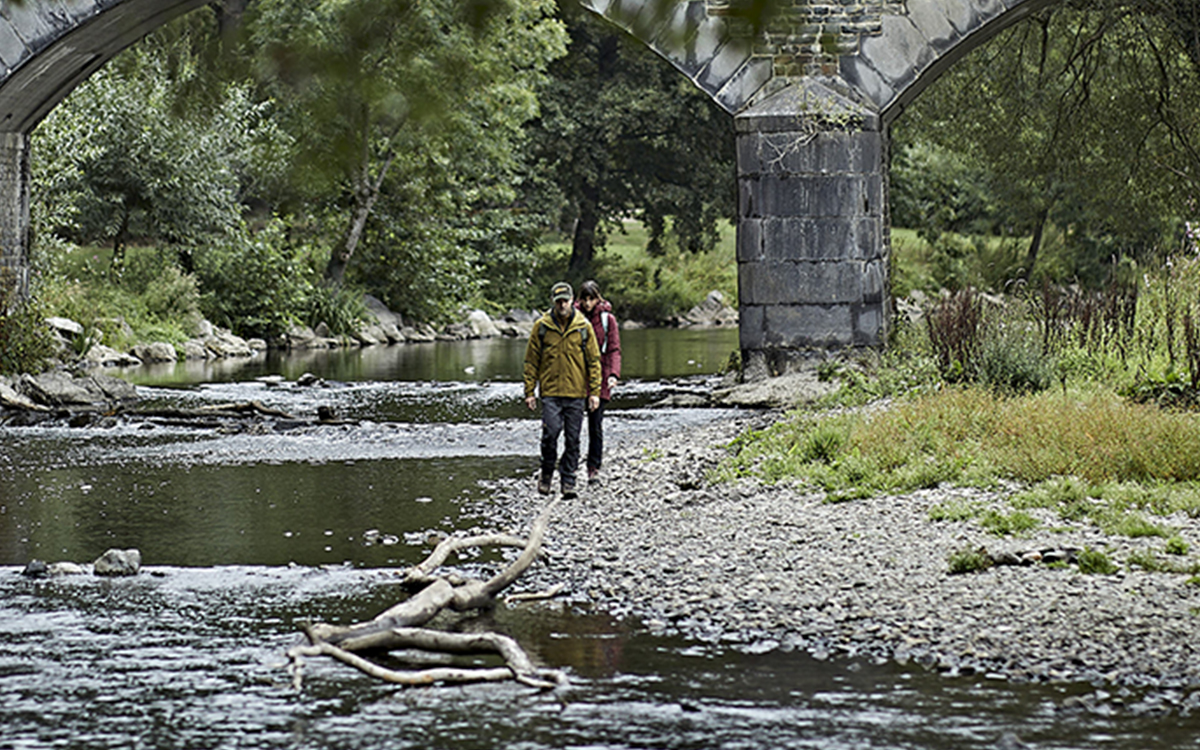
[{"x1": 534, "y1": 219, "x2": 737, "y2": 322}]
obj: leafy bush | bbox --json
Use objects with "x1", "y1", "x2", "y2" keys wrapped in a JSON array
[
  {"x1": 0, "y1": 272, "x2": 54, "y2": 375},
  {"x1": 194, "y1": 221, "x2": 309, "y2": 338},
  {"x1": 306, "y1": 283, "x2": 366, "y2": 335}
]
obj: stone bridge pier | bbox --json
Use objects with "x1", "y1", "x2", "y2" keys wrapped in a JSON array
[
  {"x1": 735, "y1": 82, "x2": 887, "y2": 378},
  {"x1": 0, "y1": 132, "x2": 30, "y2": 296}
]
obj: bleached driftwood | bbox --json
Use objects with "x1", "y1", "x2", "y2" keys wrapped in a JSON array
[{"x1": 288, "y1": 498, "x2": 565, "y2": 691}]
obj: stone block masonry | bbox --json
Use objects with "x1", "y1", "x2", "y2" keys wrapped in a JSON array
[
  {"x1": 735, "y1": 81, "x2": 890, "y2": 375},
  {"x1": 0, "y1": 132, "x2": 29, "y2": 297},
  {"x1": 708, "y1": 0, "x2": 907, "y2": 77}
]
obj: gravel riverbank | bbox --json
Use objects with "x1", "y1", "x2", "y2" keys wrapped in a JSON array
[{"x1": 485, "y1": 403, "x2": 1200, "y2": 706}]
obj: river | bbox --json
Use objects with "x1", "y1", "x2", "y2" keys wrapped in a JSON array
[{"x1": 0, "y1": 328, "x2": 1192, "y2": 749}]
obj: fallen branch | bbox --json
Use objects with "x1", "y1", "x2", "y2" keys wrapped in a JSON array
[
  {"x1": 289, "y1": 624, "x2": 565, "y2": 690},
  {"x1": 291, "y1": 498, "x2": 565, "y2": 692}
]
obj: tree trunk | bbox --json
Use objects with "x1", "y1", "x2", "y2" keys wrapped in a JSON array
[
  {"x1": 325, "y1": 140, "x2": 398, "y2": 286},
  {"x1": 568, "y1": 187, "x2": 600, "y2": 277},
  {"x1": 1023, "y1": 207, "x2": 1050, "y2": 280}
]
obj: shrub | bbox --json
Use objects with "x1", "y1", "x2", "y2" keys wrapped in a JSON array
[
  {"x1": 1076, "y1": 547, "x2": 1118, "y2": 575},
  {"x1": 306, "y1": 283, "x2": 366, "y2": 335},
  {"x1": 948, "y1": 546, "x2": 993, "y2": 574},
  {"x1": 0, "y1": 271, "x2": 54, "y2": 375},
  {"x1": 194, "y1": 221, "x2": 308, "y2": 339}
]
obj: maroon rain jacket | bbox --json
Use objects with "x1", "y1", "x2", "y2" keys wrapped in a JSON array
[{"x1": 576, "y1": 298, "x2": 622, "y2": 400}]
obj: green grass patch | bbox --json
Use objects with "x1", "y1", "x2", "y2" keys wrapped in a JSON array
[
  {"x1": 947, "y1": 546, "x2": 993, "y2": 574},
  {"x1": 718, "y1": 387, "x2": 1200, "y2": 498},
  {"x1": 978, "y1": 509, "x2": 1040, "y2": 537},
  {"x1": 1076, "y1": 547, "x2": 1119, "y2": 575}
]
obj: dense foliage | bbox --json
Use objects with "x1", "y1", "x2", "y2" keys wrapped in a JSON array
[{"x1": 891, "y1": 0, "x2": 1200, "y2": 289}]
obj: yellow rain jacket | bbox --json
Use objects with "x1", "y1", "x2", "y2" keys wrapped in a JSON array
[{"x1": 524, "y1": 308, "x2": 602, "y2": 399}]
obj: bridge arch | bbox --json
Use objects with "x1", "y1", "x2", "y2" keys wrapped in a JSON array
[{"x1": 0, "y1": 0, "x2": 1062, "y2": 373}]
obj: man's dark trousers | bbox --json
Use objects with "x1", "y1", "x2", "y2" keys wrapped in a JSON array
[{"x1": 541, "y1": 396, "x2": 585, "y2": 489}]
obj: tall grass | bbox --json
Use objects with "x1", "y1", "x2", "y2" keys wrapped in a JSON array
[{"x1": 718, "y1": 387, "x2": 1200, "y2": 493}]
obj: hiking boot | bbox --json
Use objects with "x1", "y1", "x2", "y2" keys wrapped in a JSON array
[
  {"x1": 537, "y1": 476, "x2": 552, "y2": 495},
  {"x1": 587, "y1": 469, "x2": 601, "y2": 488},
  {"x1": 561, "y1": 484, "x2": 578, "y2": 500}
]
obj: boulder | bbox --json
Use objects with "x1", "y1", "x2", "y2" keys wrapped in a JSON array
[
  {"x1": 354, "y1": 324, "x2": 386, "y2": 345},
  {"x1": 93, "y1": 548, "x2": 141, "y2": 576},
  {"x1": 281, "y1": 325, "x2": 318, "y2": 350},
  {"x1": 180, "y1": 340, "x2": 209, "y2": 359},
  {"x1": 505, "y1": 309, "x2": 539, "y2": 324},
  {"x1": 0, "y1": 378, "x2": 48, "y2": 411},
  {"x1": 402, "y1": 324, "x2": 437, "y2": 343},
  {"x1": 85, "y1": 373, "x2": 138, "y2": 403},
  {"x1": 45, "y1": 316, "x2": 84, "y2": 338},
  {"x1": 440, "y1": 322, "x2": 473, "y2": 340},
  {"x1": 19, "y1": 371, "x2": 97, "y2": 405},
  {"x1": 364, "y1": 294, "x2": 403, "y2": 325},
  {"x1": 190, "y1": 318, "x2": 215, "y2": 338},
  {"x1": 130, "y1": 342, "x2": 177, "y2": 363},
  {"x1": 684, "y1": 290, "x2": 738, "y2": 326},
  {"x1": 82, "y1": 344, "x2": 141, "y2": 368},
  {"x1": 204, "y1": 328, "x2": 253, "y2": 358},
  {"x1": 466, "y1": 310, "x2": 501, "y2": 338}
]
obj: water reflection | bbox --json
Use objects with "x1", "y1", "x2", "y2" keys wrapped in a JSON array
[{"x1": 114, "y1": 327, "x2": 741, "y2": 386}]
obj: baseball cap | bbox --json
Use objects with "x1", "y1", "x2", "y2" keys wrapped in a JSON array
[{"x1": 551, "y1": 282, "x2": 573, "y2": 301}]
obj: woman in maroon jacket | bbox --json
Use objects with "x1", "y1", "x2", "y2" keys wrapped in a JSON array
[{"x1": 576, "y1": 280, "x2": 621, "y2": 486}]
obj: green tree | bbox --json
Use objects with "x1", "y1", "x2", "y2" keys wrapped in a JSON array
[
  {"x1": 895, "y1": 0, "x2": 1200, "y2": 285},
  {"x1": 527, "y1": 7, "x2": 737, "y2": 277},
  {"x1": 32, "y1": 34, "x2": 289, "y2": 276},
  {"x1": 248, "y1": 0, "x2": 566, "y2": 290}
]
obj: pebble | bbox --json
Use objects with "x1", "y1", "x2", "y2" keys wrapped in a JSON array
[{"x1": 482, "y1": 410, "x2": 1200, "y2": 694}]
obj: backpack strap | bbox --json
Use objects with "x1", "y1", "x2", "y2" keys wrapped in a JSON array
[{"x1": 599, "y1": 312, "x2": 610, "y2": 354}]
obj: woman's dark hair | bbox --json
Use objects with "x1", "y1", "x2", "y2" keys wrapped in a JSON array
[{"x1": 579, "y1": 280, "x2": 602, "y2": 300}]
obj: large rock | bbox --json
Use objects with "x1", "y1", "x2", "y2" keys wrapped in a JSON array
[
  {"x1": 684, "y1": 290, "x2": 738, "y2": 326},
  {"x1": 82, "y1": 344, "x2": 141, "y2": 368},
  {"x1": 17, "y1": 371, "x2": 138, "y2": 408},
  {"x1": 401, "y1": 324, "x2": 437, "y2": 343},
  {"x1": 130, "y1": 342, "x2": 177, "y2": 363},
  {"x1": 204, "y1": 328, "x2": 253, "y2": 358},
  {"x1": 19, "y1": 371, "x2": 96, "y2": 405},
  {"x1": 0, "y1": 378, "x2": 48, "y2": 411},
  {"x1": 363, "y1": 295, "x2": 405, "y2": 342},
  {"x1": 45, "y1": 316, "x2": 84, "y2": 338},
  {"x1": 180, "y1": 340, "x2": 209, "y2": 359},
  {"x1": 93, "y1": 548, "x2": 141, "y2": 576},
  {"x1": 466, "y1": 310, "x2": 501, "y2": 338}
]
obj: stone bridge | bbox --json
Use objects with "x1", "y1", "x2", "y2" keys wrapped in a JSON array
[{"x1": 0, "y1": 0, "x2": 1057, "y2": 373}]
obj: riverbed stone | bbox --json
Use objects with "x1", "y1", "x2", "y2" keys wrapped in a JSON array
[
  {"x1": 82, "y1": 344, "x2": 141, "y2": 368},
  {"x1": 93, "y1": 548, "x2": 141, "y2": 576},
  {"x1": 466, "y1": 310, "x2": 501, "y2": 338},
  {"x1": 130, "y1": 341, "x2": 177, "y2": 363}
]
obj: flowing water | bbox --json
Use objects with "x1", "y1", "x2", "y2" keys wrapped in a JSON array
[{"x1": 1, "y1": 328, "x2": 1196, "y2": 748}]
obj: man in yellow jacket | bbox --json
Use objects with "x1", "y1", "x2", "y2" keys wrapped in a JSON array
[{"x1": 524, "y1": 281, "x2": 602, "y2": 499}]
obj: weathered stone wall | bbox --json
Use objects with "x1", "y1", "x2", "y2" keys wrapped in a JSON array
[{"x1": 709, "y1": 0, "x2": 907, "y2": 77}]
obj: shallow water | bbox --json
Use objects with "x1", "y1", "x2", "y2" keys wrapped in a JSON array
[{"x1": 2, "y1": 330, "x2": 1199, "y2": 748}]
